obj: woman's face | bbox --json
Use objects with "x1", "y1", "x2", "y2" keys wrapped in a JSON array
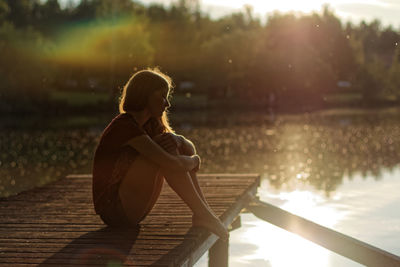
[{"x1": 147, "y1": 87, "x2": 170, "y2": 118}]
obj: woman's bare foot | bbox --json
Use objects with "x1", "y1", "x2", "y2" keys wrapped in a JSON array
[{"x1": 192, "y1": 214, "x2": 229, "y2": 241}]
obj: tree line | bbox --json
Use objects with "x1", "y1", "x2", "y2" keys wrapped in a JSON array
[{"x1": 1, "y1": 0, "x2": 399, "y2": 113}]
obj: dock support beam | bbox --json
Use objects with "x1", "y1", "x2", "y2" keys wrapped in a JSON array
[
  {"x1": 208, "y1": 213, "x2": 241, "y2": 266},
  {"x1": 208, "y1": 238, "x2": 229, "y2": 267}
]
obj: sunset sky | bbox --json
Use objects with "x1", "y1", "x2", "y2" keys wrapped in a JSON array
[
  {"x1": 200, "y1": 0, "x2": 400, "y2": 27},
  {"x1": 60, "y1": 0, "x2": 400, "y2": 27}
]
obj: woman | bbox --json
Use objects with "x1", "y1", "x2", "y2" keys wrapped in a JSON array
[{"x1": 92, "y1": 68, "x2": 228, "y2": 240}]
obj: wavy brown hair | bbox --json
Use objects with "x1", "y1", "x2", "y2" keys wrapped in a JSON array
[{"x1": 119, "y1": 68, "x2": 174, "y2": 135}]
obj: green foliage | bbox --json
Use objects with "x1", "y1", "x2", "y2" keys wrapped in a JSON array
[
  {"x1": 0, "y1": 0, "x2": 10, "y2": 23},
  {"x1": 0, "y1": 22, "x2": 54, "y2": 112},
  {"x1": 50, "y1": 91, "x2": 109, "y2": 106},
  {"x1": 1, "y1": 0, "x2": 399, "y2": 113},
  {"x1": 388, "y1": 46, "x2": 400, "y2": 96}
]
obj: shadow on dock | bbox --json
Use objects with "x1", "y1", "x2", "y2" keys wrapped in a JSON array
[{"x1": 38, "y1": 226, "x2": 140, "y2": 266}]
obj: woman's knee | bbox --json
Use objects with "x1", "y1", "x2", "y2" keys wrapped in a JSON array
[{"x1": 179, "y1": 138, "x2": 196, "y2": 156}]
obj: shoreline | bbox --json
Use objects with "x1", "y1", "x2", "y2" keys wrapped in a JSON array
[{"x1": 2, "y1": 106, "x2": 400, "y2": 130}]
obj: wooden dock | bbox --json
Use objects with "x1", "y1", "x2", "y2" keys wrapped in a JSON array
[{"x1": 0, "y1": 173, "x2": 260, "y2": 266}]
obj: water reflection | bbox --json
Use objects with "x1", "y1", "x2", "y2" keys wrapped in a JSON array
[
  {"x1": 178, "y1": 110, "x2": 400, "y2": 195},
  {"x1": 237, "y1": 216, "x2": 332, "y2": 267},
  {"x1": 1, "y1": 109, "x2": 400, "y2": 198},
  {"x1": 0, "y1": 129, "x2": 99, "y2": 197},
  {"x1": 228, "y1": 177, "x2": 348, "y2": 267},
  {"x1": 232, "y1": 167, "x2": 400, "y2": 267},
  {"x1": 196, "y1": 167, "x2": 400, "y2": 267}
]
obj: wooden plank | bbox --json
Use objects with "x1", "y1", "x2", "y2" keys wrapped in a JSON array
[{"x1": 0, "y1": 174, "x2": 260, "y2": 266}]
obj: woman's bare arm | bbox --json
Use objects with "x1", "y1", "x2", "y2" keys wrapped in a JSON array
[
  {"x1": 124, "y1": 135, "x2": 199, "y2": 172},
  {"x1": 178, "y1": 135, "x2": 196, "y2": 155},
  {"x1": 152, "y1": 133, "x2": 195, "y2": 154},
  {"x1": 166, "y1": 133, "x2": 200, "y2": 171}
]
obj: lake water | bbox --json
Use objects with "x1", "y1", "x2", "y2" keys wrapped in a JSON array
[
  {"x1": 1, "y1": 108, "x2": 400, "y2": 266},
  {"x1": 196, "y1": 166, "x2": 400, "y2": 267}
]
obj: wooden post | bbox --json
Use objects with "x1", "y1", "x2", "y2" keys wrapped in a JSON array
[
  {"x1": 208, "y1": 215, "x2": 241, "y2": 266},
  {"x1": 230, "y1": 215, "x2": 241, "y2": 231},
  {"x1": 208, "y1": 238, "x2": 229, "y2": 267}
]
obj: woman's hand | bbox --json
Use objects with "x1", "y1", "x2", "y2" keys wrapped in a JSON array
[
  {"x1": 153, "y1": 133, "x2": 199, "y2": 172},
  {"x1": 192, "y1": 154, "x2": 201, "y2": 172},
  {"x1": 153, "y1": 133, "x2": 181, "y2": 155}
]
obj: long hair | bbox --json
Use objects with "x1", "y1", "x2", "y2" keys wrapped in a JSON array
[{"x1": 119, "y1": 68, "x2": 174, "y2": 135}]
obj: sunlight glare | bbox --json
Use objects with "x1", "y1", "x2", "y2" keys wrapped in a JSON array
[
  {"x1": 279, "y1": 190, "x2": 346, "y2": 227},
  {"x1": 240, "y1": 218, "x2": 330, "y2": 267},
  {"x1": 239, "y1": 187, "x2": 349, "y2": 266}
]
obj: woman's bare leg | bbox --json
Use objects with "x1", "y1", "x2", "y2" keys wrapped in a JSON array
[
  {"x1": 168, "y1": 140, "x2": 227, "y2": 239},
  {"x1": 179, "y1": 139, "x2": 209, "y2": 206},
  {"x1": 161, "y1": 168, "x2": 228, "y2": 240},
  {"x1": 177, "y1": 137, "x2": 218, "y2": 227},
  {"x1": 119, "y1": 155, "x2": 228, "y2": 240},
  {"x1": 189, "y1": 170, "x2": 209, "y2": 205},
  {"x1": 118, "y1": 156, "x2": 163, "y2": 224}
]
